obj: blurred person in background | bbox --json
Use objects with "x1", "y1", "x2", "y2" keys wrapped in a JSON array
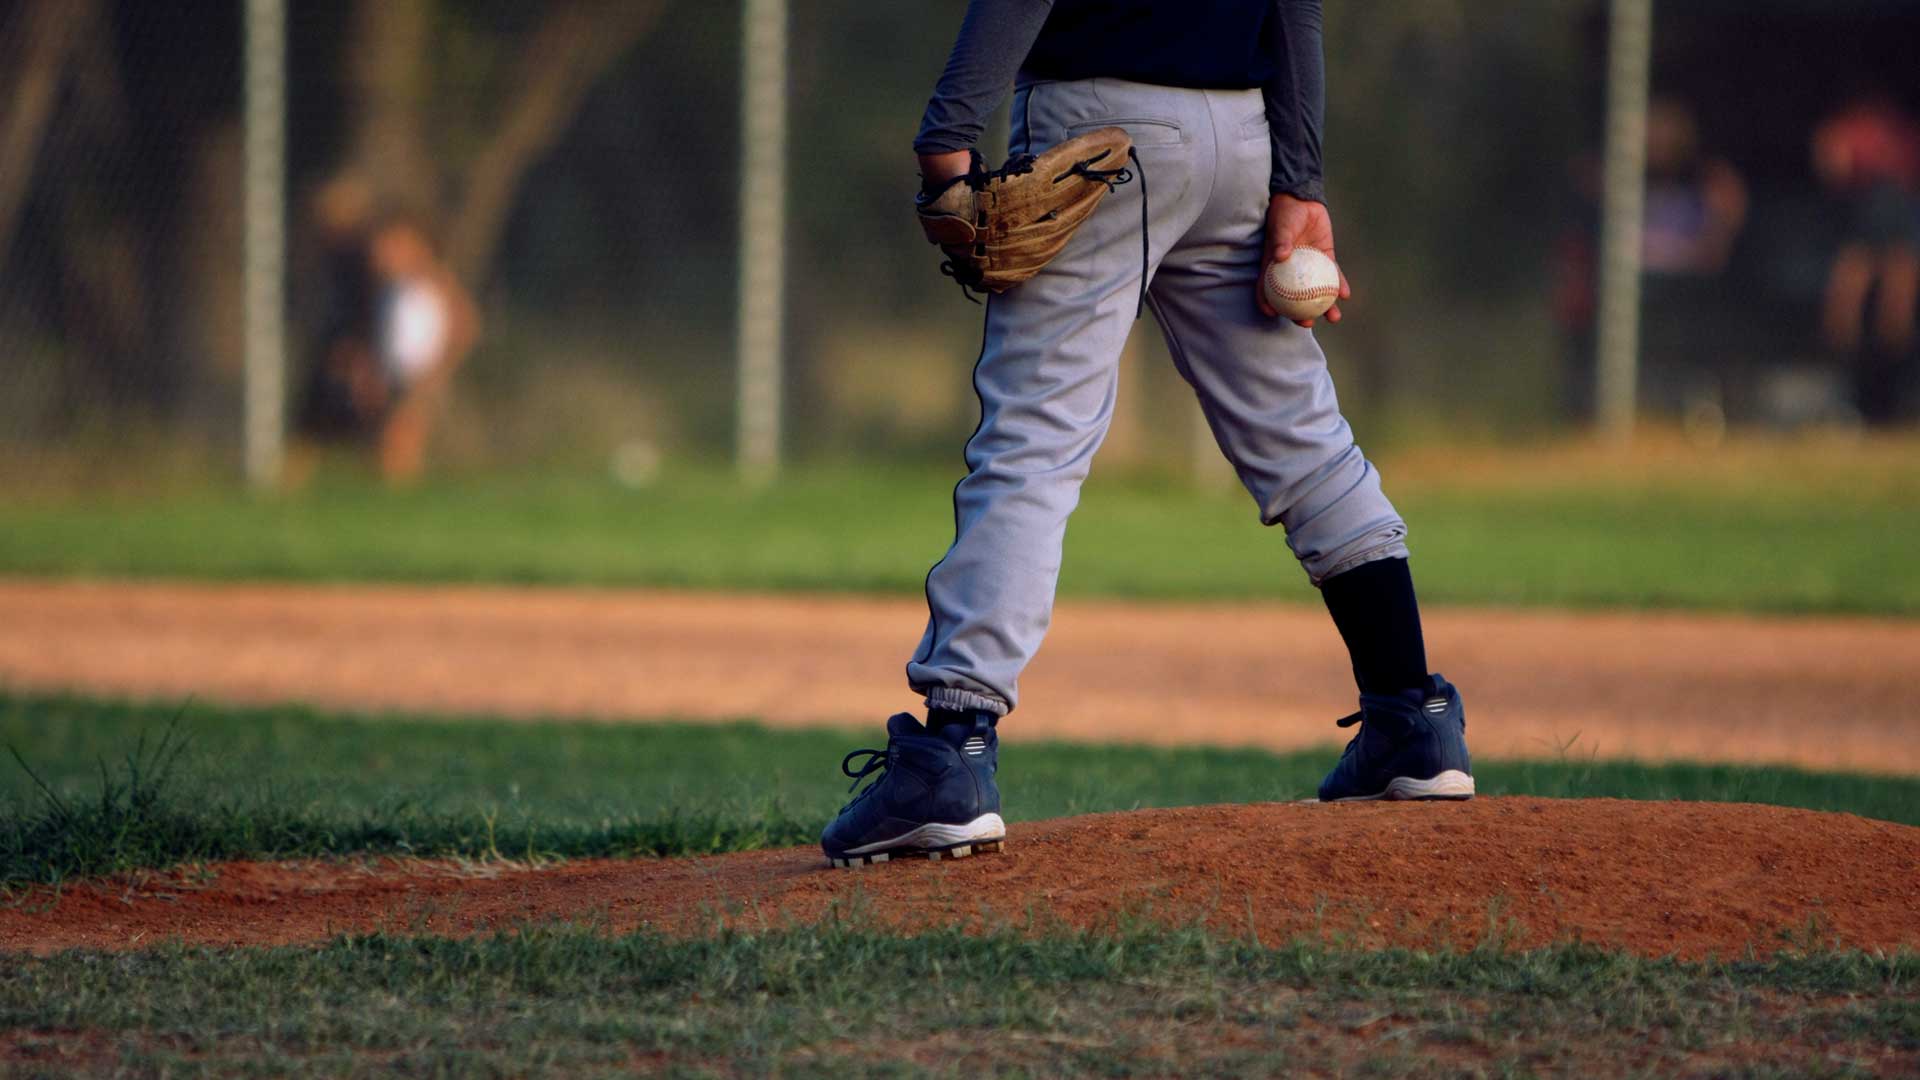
[
  {"x1": 365, "y1": 214, "x2": 480, "y2": 483},
  {"x1": 1812, "y1": 92, "x2": 1920, "y2": 423},
  {"x1": 290, "y1": 180, "x2": 381, "y2": 482},
  {"x1": 1555, "y1": 98, "x2": 1748, "y2": 423},
  {"x1": 1640, "y1": 99, "x2": 1748, "y2": 279},
  {"x1": 290, "y1": 204, "x2": 479, "y2": 486}
]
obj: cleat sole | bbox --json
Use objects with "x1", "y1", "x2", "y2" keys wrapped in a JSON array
[
  {"x1": 829, "y1": 841, "x2": 1007, "y2": 869},
  {"x1": 1331, "y1": 770, "x2": 1476, "y2": 803},
  {"x1": 826, "y1": 816, "x2": 1009, "y2": 869}
]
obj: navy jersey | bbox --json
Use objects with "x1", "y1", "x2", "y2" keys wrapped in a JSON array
[
  {"x1": 915, "y1": 0, "x2": 1326, "y2": 202},
  {"x1": 1023, "y1": 0, "x2": 1274, "y2": 89}
]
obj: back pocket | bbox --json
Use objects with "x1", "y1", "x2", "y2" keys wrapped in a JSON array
[{"x1": 1066, "y1": 117, "x2": 1185, "y2": 148}]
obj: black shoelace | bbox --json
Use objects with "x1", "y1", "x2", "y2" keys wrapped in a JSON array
[
  {"x1": 840, "y1": 746, "x2": 893, "y2": 798},
  {"x1": 1333, "y1": 710, "x2": 1366, "y2": 757}
]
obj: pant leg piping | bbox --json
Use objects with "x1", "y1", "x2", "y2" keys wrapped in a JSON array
[
  {"x1": 910, "y1": 296, "x2": 996, "y2": 672},
  {"x1": 1130, "y1": 147, "x2": 1148, "y2": 320}
]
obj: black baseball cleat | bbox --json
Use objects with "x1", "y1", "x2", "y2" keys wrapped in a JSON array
[
  {"x1": 1318, "y1": 674, "x2": 1475, "y2": 802},
  {"x1": 821, "y1": 711, "x2": 1005, "y2": 868}
]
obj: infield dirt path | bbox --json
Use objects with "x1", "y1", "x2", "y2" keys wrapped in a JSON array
[
  {"x1": 1, "y1": 579, "x2": 1916, "y2": 772},
  {"x1": 5, "y1": 799, "x2": 1916, "y2": 959}
]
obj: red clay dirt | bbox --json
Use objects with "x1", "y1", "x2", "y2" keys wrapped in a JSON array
[
  {"x1": 5, "y1": 798, "x2": 1917, "y2": 959},
  {"x1": 3, "y1": 580, "x2": 1918, "y2": 772}
]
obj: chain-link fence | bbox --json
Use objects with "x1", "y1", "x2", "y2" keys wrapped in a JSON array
[{"x1": 3, "y1": 1, "x2": 1916, "y2": 491}]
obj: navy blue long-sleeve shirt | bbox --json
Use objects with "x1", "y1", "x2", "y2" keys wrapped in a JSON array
[{"x1": 914, "y1": 0, "x2": 1327, "y2": 203}]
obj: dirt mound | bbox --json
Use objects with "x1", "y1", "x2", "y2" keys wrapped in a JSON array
[{"x1": 5, "y1": 799, "x2": 1916, "y2": 959}]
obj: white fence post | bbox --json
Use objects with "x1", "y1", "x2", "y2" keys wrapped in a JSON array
[
  {"x1": 735, "y1": 0, "x2": 788, "y2": 483},
  {"x1": 1596, "y1": 0, "x2": 1652, "y2": 439},
  {"x1": 243, "y1": 0, "x2": 288, "y2": 488}
]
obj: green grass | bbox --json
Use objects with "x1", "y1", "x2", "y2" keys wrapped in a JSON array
[
  {"x1": 8, "y1": 448, "x2": 1915, "y2": 1075},
  {"x1": 5, "y1": 692, "x2": 1918, "y2": 887},
  {"x1": 6, "y1": 692, "x2": 1917, "y2": 1075},
  {"x1": 1, "y1": 454, "x2": 1916, "y2": 613},
  {"x1": 2, "y1": 924, "x2": 1914, "y2": 1076}
]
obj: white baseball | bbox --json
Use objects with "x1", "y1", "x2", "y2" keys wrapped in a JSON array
[{"x1": 1261, "y1": 248, "x2": 1340, "y2": 321}]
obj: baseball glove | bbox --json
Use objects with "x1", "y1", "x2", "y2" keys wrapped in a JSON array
[{"x1": 915, "y1": 126, "x2": 1134, "y2": 298}]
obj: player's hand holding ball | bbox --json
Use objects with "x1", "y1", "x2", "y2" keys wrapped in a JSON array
[{"x1": 1260, "y1": 193, "x2": 1350, "y2": 327}]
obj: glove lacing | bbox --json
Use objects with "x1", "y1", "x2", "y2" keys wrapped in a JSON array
[{"x1": 930, "y1": 148, "x2": 1142, "y2": 305}]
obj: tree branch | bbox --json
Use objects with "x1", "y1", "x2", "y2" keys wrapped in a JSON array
[
  {"x1": 443, "y1": 0, "x2": 667, "y2": 283},
  {"x1": 0, "y1": 0, "x2": 92, "y2": 261}
]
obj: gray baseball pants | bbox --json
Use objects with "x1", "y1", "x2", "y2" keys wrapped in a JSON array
[{"x1": 908, "y1": 77, "x2": 1409, "y2": 718}]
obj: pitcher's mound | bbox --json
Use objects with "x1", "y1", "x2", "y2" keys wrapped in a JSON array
[{"x1": 5, "y1": 798, "x2": 1917, "y2": 958}]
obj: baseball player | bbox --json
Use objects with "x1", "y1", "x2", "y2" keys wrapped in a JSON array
[{"x1": 822, "y1": 0, "x2": 1474, "y2": 868}]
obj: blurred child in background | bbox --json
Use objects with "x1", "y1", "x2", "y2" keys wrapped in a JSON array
[
  {"x1": 1554, "y1": 98, "x2": 1747, "y2": 423},
  {"x1": 1813, "y1": 93, "x2": 1920, "y2": 422},
  {"x1": 292, "y1": 180, "x2": 381, "y2": 471},
  {"x1": 366, "y1": 215, "x2": 479, "y2": 483},
  {"x1": 291, "y1": 200, "x2": 479, "y2": 486}
]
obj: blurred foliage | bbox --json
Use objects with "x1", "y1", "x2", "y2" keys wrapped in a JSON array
[{"x1": 2, "y1": 1, "x2": 1916, "y2": 480}]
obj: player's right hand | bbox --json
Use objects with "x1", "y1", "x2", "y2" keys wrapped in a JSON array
[{"x1": 1261, "y1": 194, "x2": 1352, "y2": 327}]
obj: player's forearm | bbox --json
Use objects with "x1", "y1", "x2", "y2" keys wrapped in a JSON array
[
  {"x1": 1264, "y1": 0, "x2": 1326, "y2": 203},
  {"x1": 913, "y1": 0, "x2": 1054, "y2": 155}
]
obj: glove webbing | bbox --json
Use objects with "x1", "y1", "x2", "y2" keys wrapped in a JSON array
[{"x1": 937, "y1": 150, "x2": 1139, "y2": 305}]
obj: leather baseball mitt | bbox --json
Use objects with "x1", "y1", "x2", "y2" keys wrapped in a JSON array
[{"x1": 915, "y1": 126, "x2": 1134, "y2": 298}]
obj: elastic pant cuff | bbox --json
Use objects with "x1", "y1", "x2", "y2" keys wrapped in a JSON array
[
  {"x1": 1308, "y1": 531, "x2": 1412, "y2": 588},
  {"x1": 923, "y1": 687, "x2": 1011, "y2": 718}
]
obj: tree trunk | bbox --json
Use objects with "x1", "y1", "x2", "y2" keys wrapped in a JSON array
[
  {"x1": 333, "y1": 0, "x2": 664, "y2": 286},
  {"x1": 342, "y1": 0, "x2": 442, "y2": 216},
  {"x1": 443, "y1": 0, "x2": 667, "y2": 284},
  {"x1": 0, "y1": 0, "x2": 92, "y2": 262}
]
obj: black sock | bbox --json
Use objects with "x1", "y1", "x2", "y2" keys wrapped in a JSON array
[
  {"x1": 928, "y1": 707, "x2": 995, "y2": 731},
  {"x1": 1320, "y1": 557, "x2": 1429, "y2": 696}
]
